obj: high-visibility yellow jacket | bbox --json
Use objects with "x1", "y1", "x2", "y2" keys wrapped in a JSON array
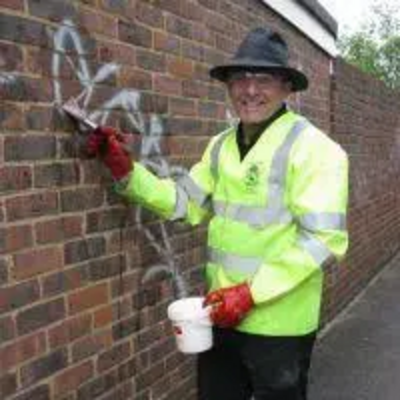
[{"x1": 117, "y1": 110, "x2": 349, "y2": 336}]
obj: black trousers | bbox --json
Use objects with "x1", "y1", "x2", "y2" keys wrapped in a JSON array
[{"x1": 197, "y1": 328, "x2": 316, "y2": 400}]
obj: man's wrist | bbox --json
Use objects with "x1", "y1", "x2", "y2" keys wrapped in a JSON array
[{"x1": 113, "y1": 171, "x2": 131, "y2": 191}]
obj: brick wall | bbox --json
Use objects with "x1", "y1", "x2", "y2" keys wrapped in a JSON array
[
  {"x1": 321, "y1": 59, "x2": 400, "y2": 321},
  {"x1": 1, "y1": 1, "x2": 399, "y2": 399}
]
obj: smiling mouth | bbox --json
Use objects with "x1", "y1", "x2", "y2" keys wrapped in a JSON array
[
  {"x1": 242, "y1": 104, "x2": 263, "y2": 111},
  {"x1": 241, "y1": 99, "x2": 265, "y2": 107}
]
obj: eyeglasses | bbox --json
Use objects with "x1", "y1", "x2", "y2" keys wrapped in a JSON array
[{"x1": 227, "y1": 71, "x2": 285, "y2": 86}]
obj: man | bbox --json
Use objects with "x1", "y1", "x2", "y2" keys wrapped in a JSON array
[{"x1": 87, "y1": 27, "x2": 349, "y2": 400}]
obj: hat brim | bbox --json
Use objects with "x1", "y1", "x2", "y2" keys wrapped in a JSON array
[{"x1": 209, "y1": 60, "x2": 308, "y2": 92}]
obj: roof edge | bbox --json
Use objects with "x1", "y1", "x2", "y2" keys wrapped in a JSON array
[
  {"x1": 297, "y1": 0, "x2": 338, "y2": 38},
  {"x1": 262, "y1": 0, "x2": 338, "y2": 56}
]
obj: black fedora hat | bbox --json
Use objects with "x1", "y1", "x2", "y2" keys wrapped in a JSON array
[{"x1": 209, "y1": 27, "x2": 308, "y2": 92}]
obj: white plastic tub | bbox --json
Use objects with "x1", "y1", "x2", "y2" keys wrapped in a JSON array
[{"x1": 167, "y1": 297, "x2": 213, "y2": 354}]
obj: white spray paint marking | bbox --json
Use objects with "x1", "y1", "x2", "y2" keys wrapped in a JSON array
[
  {"x1": 0, "y1": 73, "x2": 16, "y2": 86},
  {"x1": 51, "y1": 19, "x2": 188, "y2": 298},
  {"x1": 0, "y1": 52, "x2": 17, "y2": 87}
]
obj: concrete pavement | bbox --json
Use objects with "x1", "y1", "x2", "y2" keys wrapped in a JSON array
[{"x1": 309, "y1": 252, "x2": 400, "y2": 400}]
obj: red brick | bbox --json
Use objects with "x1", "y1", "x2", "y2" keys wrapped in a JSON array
[
  {"x1": 4, "y1": 135, "x2": 56, "y2": 162},
  {"x1": 71, "y1": 330, "x2": 112, "y2": 363},
  {"x1": 100, "y1": 0, "x2": 134, "y2": 16},
  {"x1": 13, "y1": 384, "x2": 50, "y2": 400},
  {"x1": 198, "y1": 100, "x2": 220, "y2": 119},
  {"x1": 0, "y1": 331, "x2": 46, "y2": 370},
  {"x1": 136, "y1": 359, "x2": 167, "y2": 393},
  {"x1": 170, "y1": 98, "x2": 196, "y2": 117},
  {"x1": 25, "y1": 47, "x2": 53, "y2": 77},
  {"x1": 54, "y1": 360, "x2": 94, "y2": 395},
  {"x1": 182, "y1": 80, "x2": 209, "y2": 99},
  {"x1": 166, "y1": 13, "x2": 194, "y2": 39},
  {"x1": 2, "y1": 76, "x2": 53, "y2": 102},
  {"x1": 25, "y1": 105, "x2": 57, "y2": 132},
  {"x1": 20, "y1": 348, "x2": 68, "y2": 386},
  {"x1": 98, "y1": 42, "x2": 136, "y2": 65},
  {"x1": 35, "y1": 216, "x2": 83, "y2": 244},
  {"x1": 154, "y1": 31, "x2": 181, "y2": 55},
  {"x1": 0, "y1": 0, "x2": 24, "y2": 11},
  {"x1": 87, "y1": 254, "x2": 126, "y2": 282},
  {"x1": 140, "y1": 92, "x2": 169, "y2": 113},
  {"x1": 181, "y1": 0, "x2": 205, "y2": 21},
  {"x1": 13, "y1": 246, "x2": 63, "y2": 280},
  {"x1": 154, "y1": 75, "x2": 182, "y2": 96},
  {"x1": 97, "y1": 341, "x2": 131, "y2": 373},
  {"x1": 76, "y1": 0, "x2": 97, "y2": 4},
  {"x1": 28, "y1": 0, "x2": 77, "y2": 22},
  {"x1": 0, "y1": 103, "x2": 26, "y2": 131},
  {"x1": 0, "y1": 165, "x2": 32, "y2": 193},
  {"x1": 193, "y1": 62, "x2": 210, "y2": 81},
  {"x1": 100, "y1": 381, "x2": 133, "y2": 400},
  {"x1": 119, "y1": 67, "x2": 152, "y2": 91},
  {"x1": 0, "y1": 280, "x2": 40, "y2": 313},
  {"x1": 42, "y1": 266, "x2": 88, "y2": 298},
  {"x1": 34, "y1": 161, "x2": 80, "y2": 188},
  {"x1": 108, "y1": 228, "x2": 139, "y2": 253},
  {"x1": 135, "y1": 2, "x2": 164, "y2": 28},
  {"x1": 5, "y1": 191, "x2": 58, "y2": 221},
  {"x1": 0, "y1": 224, "x2": 33, "y2": 254},
  {"x1": 118, "y1": 20, "x2": 152, "y2": 48},
  {"x1": 68, "y1": 283, "x2": 109, "y2": 315},
  {"x1": 78, "y1": 9, "x2": 118, "y2": 38},
  {"x1": 167, "y1": 56, "x2": 194, "y2": 78},
  {"x1": 60, "y1": 187, "x2": 104, "y2": 212},
  {"x1": 0, "y1": 315, "x2": 15, "y2": 344},
  {"x1": 136, "y1": 48, "x2": 167, "y2": 73},
  {"x1": 165, "y1": 117, "x2": 202, "y2": 136},
  {"x1": 17, "y1": 297, "x2": 65, "y2": 335},
  {"x1": 48, "y1": 314, "x2": 92, "y2": 349},
  {"x1": 94, "y1": 304, "x2": 113, "y2": 328},
  {"x1": 0, "y1": 372, "x2": 17, "y2": 397},
  {"x1": 86, "y1": 207, "x2": 130, "y2": 233},
  {"x1": 64, "y1": 236, "x2": 106, "y2": 265},
  {"x1": 76, "y1": 369, "x2": 119, "y2": 400},
  {"x1": 0, "y1": 139, "x2": 3, "y2": 164},
  {"x1": 208, "y1": 84, "x2": 226, "y2": 101}
]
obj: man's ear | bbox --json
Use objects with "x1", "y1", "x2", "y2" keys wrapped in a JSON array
[{"x1": 284, "y1": 80, "x2": 293, "y2": 93}]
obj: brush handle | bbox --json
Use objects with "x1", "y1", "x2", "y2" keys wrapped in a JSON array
[{"x1": 81, "y1": 118, "x2": 98, "y2": 130}]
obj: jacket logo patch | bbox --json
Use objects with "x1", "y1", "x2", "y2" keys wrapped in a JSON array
[{"x1": 244, "y1": 163, "x2": 261, "y2": 191}]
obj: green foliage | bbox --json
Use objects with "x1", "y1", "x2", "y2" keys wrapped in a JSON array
[{"x1": 338, "y1": 2, "x2": 400, "y2": 89}]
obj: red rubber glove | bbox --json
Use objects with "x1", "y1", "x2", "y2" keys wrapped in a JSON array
[
  {"x1": 204, "y1": 283, "x2": 254, "y2": 328},
  {"x1": 86, "y1": 126, "x2": 133, "y2": 181}
]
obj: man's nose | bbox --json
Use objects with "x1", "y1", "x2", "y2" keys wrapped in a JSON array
[{"x1": 244, "y1": 79, "x2": 260, "y2": 95}]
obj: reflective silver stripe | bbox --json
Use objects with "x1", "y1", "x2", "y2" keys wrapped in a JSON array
[
  {"x1": 209, "y1": 232, "x2": 334, "y2": 275},
  {"x1": 210, "y1": 131, "x2": 231, "y2": 182},
  {"x1": 298, "y1": 212, "x2": 347, "y2": 232},
  {"x1": 211, "y1": 119, "x2": 309, "y2": 227},
  {"x1": 266, "y1": 119, "x2": 309, "y2": 222},
  {"x1": 208, "y1": 247, "x2": 262, "y2": 275},
  {"x1": 177, "y1": 175, "x2": 209, "y2": 207},
  {"x1": 298, "y1": 231, "x2": 333, "y2": 266},
  {"x1": 171, "y1": 185, "x2": 189, "y2": 220},
  {"x1": 171, "y1": 175, "x2": 211, "y2": 220},
  {"x1": 213, "y1": 201, "x2": 292, "y2": 226}
]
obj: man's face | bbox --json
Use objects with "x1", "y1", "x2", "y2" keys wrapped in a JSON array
[{"x1": 227, "y1": 71, "x2": 292, "y2": 125}]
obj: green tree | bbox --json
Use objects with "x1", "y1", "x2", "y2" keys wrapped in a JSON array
[{"x1": 339, "y1": 2, "x2": 400, "y2": 89}]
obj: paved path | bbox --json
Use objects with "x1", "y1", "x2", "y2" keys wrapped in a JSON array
[{"x1": 309, "y1": 253, "x2": 400, "y2": 400}]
